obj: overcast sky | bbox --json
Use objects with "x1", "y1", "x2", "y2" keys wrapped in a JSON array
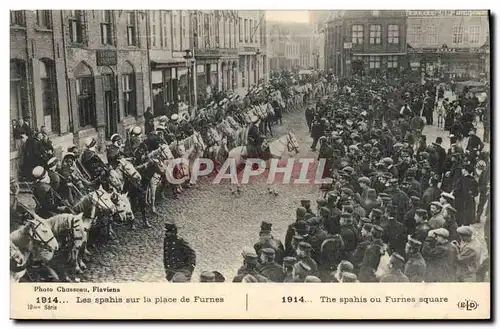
[{"x1": 266, "y1": 10, "x2": 310, "y2": 23}]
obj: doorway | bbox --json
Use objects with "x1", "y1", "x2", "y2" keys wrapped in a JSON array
[{"x1": 102, "y1": 73, "x2": 117, "y2": 139}]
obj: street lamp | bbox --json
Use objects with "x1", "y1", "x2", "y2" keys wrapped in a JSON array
[
  {"x1": 256, "y1": 48, "x2": 261, "y2": 84},
  {"x1": 183, "y1": 49, "x2": 194, "y2": 107}
]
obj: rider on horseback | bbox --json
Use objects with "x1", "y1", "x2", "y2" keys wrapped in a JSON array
[
  {"x1": 31, "y1": 166, "x2": 69, "y2": 218},
  {"x1": 124, "y1": 126, "x2": 142, "y2": 159},
  {"x1": 106, "y1": 134, "x2": 124, "y2": 169},
  {"x1": 81, "y1": 138, "x2": 107, "y2": 181},
  {"x1": 248, "y1": 116, "x2": 263, "y2": 156}
]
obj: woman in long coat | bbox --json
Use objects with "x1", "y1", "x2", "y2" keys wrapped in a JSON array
[{"x1": 453, "y1": 164, "x2": 479, "y2": 226}]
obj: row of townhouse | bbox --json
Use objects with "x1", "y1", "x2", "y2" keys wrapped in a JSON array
[
  {"x1": 10, "y1": 9, "x2": 268, "y2": 172},
  {"x1": 324, "y1": 10, "x2": 490, "y2": 78}
]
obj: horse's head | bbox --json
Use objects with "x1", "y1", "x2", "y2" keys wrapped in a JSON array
[
  {"x1": 91, "y1": 186, "x2": 117, "y2": 215},
  {"x1": 113, "y1": 192, "x2": 134, "y2": 222},
  {"x1": 118, "y1": 158, "x2": 142, "y2": 181},
  {"x1": 26, "y1": 217, "x2": 59, "y2": 257},
  {"x1": 108, "y1": 168, "x2": 124, "y2": 192}
]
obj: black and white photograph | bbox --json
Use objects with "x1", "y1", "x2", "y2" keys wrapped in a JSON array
[{"x1": 9, "y1": 9, "x2": 490, "y2": 287}]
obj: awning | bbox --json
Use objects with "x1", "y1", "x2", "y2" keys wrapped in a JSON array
[{"x1": 151, "y1": 60, "x2": 187, "y2": 70}]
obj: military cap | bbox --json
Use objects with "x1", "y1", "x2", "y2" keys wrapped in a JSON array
[
  {"x1": 416, "y1": 208, "x2": 428, "y2": 217},
  {"x1": 419, "y1": 151, "x2": 430, "y2": 159},
  {"x1": 327, "y1": 192, "x2": 338, "y2": 203},
  {"x1": 363, "y1": 143, "x2": 373, "y2": 151},
  {"x1": 296, "y1": 207, "x2": 307, "y2": 218},
  {"x1": 338, "y1": 260, "x2": 354, "y2": 273},
  {"x1": 375, "y1": 163, "x2": 387, "y2": 171},
  {"x1": 317, "y1": 199, "x2": 327, "y2": 207},
  {"x1": 445, "y1": 205, "x2": 457, "y2": 214},
  {"x1": 260, "y1": 221, "x2": 273, "y2": 232},
  {"x1": 340, "y1": 212, "x2": 352, "y2": 219},
  {"x1": 342, "y1": 272, "x2": 358, "y2": 282},
  {"x1": 371, "y1": 225, "x2": 384, "y2": 233},
  {"x1": 84, "y1": 137, "x2": 97, "y2": 148},
  {"x1": 67, "y1": 145, "x2": 78, "y2": 153},
  {"x1": 410, "y1": 196, "x2": 421, "y2": 203},
  {"x1": 433, "y1": 228, "x2": 450, "y2": 238},
  {"x1": 131, "y1": 126, "x2": 142, "y2": 135},
  {"x1": 341, "y1": 187, "x2": 354, "y2": 196},
  {"x1": 283, "y1": 257, "x2": 296, "y2": 267},
  {"x1": 47, "y1": 157, "x2": 58, "y2": 168},
  {"x1": 242, "y1": 274, "x2": 259, "y2": 283},
  {"x1": 390, "y1": 252, "x2": 405, "y2": 265},
  {"x1": 32, "y1": 166, "x2": 48, "y2": 180},
  {"x1": 298, "y1": 242, "x2": 313, "y2": 251},
  {"x1": 358, "y1": 176, "x2": 371, "y2": 185},
  {"x1": 371, "y1": 208, "x2": 383, "y2": 215},
  {"x1": 360, "y1": 217, "x2": 372, "y2": 224},
  {"x1": 294, "y1": 220, "x2": 308, "y2": 233},
  {"x1": 292, "y1": 235, "x2": 305, "y2": 242},
  {"x1": 244, "y1": 254, "x2": 259, "y2": 264},
  {"x1": 62, "y1": 152, "x2": 76, "y2": 161},
  {"x1": 382, "y1": 157, "x2": 394, "y2": 165},
  {"x1": 200, "y1": 271, "x2": 216, "y2": 281},
  {"x1": 319, "y1": 206, "x2": 331, "y2": 215},
  {"x1": 407, "y1": 237, "x2": 422, "y2": 248},
  {"x1": 241, "y1": 247, "x2": 257, "y2": 258},
  {"x1": 170, "y1": 114, "x2": 179, "y2": 122},
  {"x1": 305, "y1": 275, "x2": 322, "y2": 283},
  {"x1": 388, "y1": 178, "x2": 399, "y2": 185},
  {"x1": 300, "y1": 199, "x2": 311, "y2": 207},
  {"x1": 171, "y1": 272, "x2": 189, "y2": 282},
  {"x1": 430, "y1": 201, "x2": 443, "y2": 209},
  {"x1": 110, "y1": 133, "x2": 121, "y2": 143},
  {"x1": 457, "y1": 226, "x2": 473, "y2": 237},
  {"x1": 363, "y1": 223, "x2": 373, "y2": 231},
  {"x1": 307, "y1": 216, "x2": 321, "y2": 226},
  {"x1": 261, "y1": 248, "x2": 276, "y2": 256},
  {"x1": 381, "y1": 195, "x2": 392, "y2": 202}
]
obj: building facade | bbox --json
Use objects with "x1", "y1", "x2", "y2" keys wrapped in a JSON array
[
  {"x1": 406, "y1": 10, "x2": 489, "y2": 80},
  {"x1": 268, "y1": 23, "x2": 300, "y2": 71},
  {"x1": 235, "y1": 10, "x2": 267, "y2": 96},
  {"x1": 325, "y1": 10, "x2": 407, "y2": 76}
]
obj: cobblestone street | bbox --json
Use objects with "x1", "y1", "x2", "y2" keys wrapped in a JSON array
[{"x1": 83, "y1": 102, "x2": 489, "y2": 282}]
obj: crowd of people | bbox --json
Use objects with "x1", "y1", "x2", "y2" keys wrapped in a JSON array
[{"x1": 185, "y1": 72, "x2": 490, "y2": 284}]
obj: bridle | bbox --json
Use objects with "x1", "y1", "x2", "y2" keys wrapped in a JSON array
[{"x1": 29, "y1": 218, "x2": 57, "y2": 251}]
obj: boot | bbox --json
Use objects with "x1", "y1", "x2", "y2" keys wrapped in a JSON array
[{"x1": 143, "y1": 218, "x2": 152, "y2": 228}]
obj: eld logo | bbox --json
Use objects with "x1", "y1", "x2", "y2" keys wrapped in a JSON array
[{"x1": 457, "y1": 299, "x2": 479, "y2": 311}]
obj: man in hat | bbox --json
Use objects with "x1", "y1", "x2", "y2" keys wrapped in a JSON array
[
  {"x1": 476, "y1": 160, "x2": 490, "y2": 223},
  {"x1": 340, "y1": 272, "x2": 359, "y2": 283},
  {"x1": 163, "y1": 222, "x2": 196, "y2": 282},
  {"x1": 301, "y1": 199, "x2": 315, "y2": 217},
  {"x1": 404, "y1": 196, "x2": 421, "y2": 235},
  {"x1": 31, "y1": 166, "x2": 68, "y2": 218},
  {"x1": 124, "y1": 126, "x2": 143, "y2": 159},
  {"x1": 58, "y1": 152, "x2": 91, "y2": 203},
  {"x1": 81, "y1": 137, "x2": 106, "y2": 181},
  {"x1": 380, "y1": 252, "x2": 410, "y2": 282},
  {"x1": 106, "y1": 134, "x2": 124, "y2": 169},
  {"x1": 358, "y1": 225, "x2": 385, "y2": 282},
  {"x1": 443, "y1": 206, "x2": 459, "y2": 243},
  {"x1": 283, "y1": 257, "x2": 297, "y2": 283},
  {"x1": 233, "y1": 249, "x2": 268, "y2": 282},
  {"x1": 422, "y1": 228, "x2": 458, "y2": 282},
  {"x1": 330, "y1": 260, "x2": 354, "y2": 282},
  {"x1": 422, "y1": 177, "x2": 442, "y2": 210},
  {"x1": 382, "y1": 215, "x2": 407, "y2": 256},
  {"x1": 465, "y1": 127, "x2": 484, "y2": 166},
  {"x1": 46, "y1": 157, "x2": 60, "y2": 191},
  {"x1": 257, "y1": 248, "x2": 285, "y2": 282},
  {"x1": 369, "y1": 208, "x2": 383, "y2": 226},
  {"x1": 254, "y1": 221, "x2": 285, "y2": 265},
  {"x1": 456, "y1": 226, "x2": 482, "y2": 282},
  {"x1": 429, "y1": 137, "x2": 446, "y2": 176},
  {"x1": 338, "y1": 213, "x2": 357, "y2": 257},
  {"x1": 285, "y1": 234, "x2": 304, "y2": 259},
  {"x1": 412, "y1": 209, "x2": 432, "y2": 243},
  {"x1": 351, "y1": 223, "x2": 373, "y2": 274},
  {"x1": 199, "y1": 271, "x2": 216, "y2": 283},
  {"x1": 290, "y1": 261, "x2": 312, "y2": 282},
  {"x1": 284, "y1": 208, "x2": 308, "y2": 251},
  {"x1": 454, "y1": 164, "x2": 478, "y2": 226},
  {"x1": 144, "y1": 107, "x2": 154, "y2": 135},
  {"x1": 305, "y1": 104, "x2": 315, "y2": 132},
  {"x1": 404, "y1": 237, "x2": 426, "y2": 282},
  {"x1": 21, "y1": 131, "x2": 46, "y2": 179},
  {"x1": 310, "y1": 117, "x2": 326, "y2": 151},
  {"x1": 296, "y1": 242, "x2": 318, "y2": 277},
  {"x1": 385, "y1": 178, "x2": 409, "y2": 223}
]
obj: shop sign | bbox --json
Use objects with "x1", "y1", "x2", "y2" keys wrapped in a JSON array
[
  {"x1": 408, "y1": 47, "x2": 486, "y2": 54},
  {"x1": 96, "y1": 50, "x2": 117, "y2": 66},
  {"x1": 407, "y1": 10, "x2": 488, "y2": 17}
]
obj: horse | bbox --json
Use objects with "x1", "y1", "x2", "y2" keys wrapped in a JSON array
[
  {"x1": 227, "y1": 132, "x2": 300, "y2": 168},
  {"x1": 10, "y1": 240, "x2": 28, "y2": 283},
  {"x1": 72, "y1": 187, "x2": 117, "y2": 247},
  {"x1": 40, "y1": 212, "x2": 87, "y2": 281},
  {"x1": 10, "y1": 217, "x2": 60, "y2": 282},
  {"x1": 114, "y1": 158, "x2": 149, "y2": 228},
  {"x1": 142, "y1": 144, "x2": 174, "y2": 213},
  {"x1": 113, "y1": 191, "x2": 134, "y2": 225}
]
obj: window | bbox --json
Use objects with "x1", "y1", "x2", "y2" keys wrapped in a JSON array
[
  {"x1": 181, "y1": 12, "x2": 188, "y2": 49},
  {"x1": 452, "y1": 26, "x2": 463, "y2": 44},
  {"x1": 122, "y1": 74, "x2": 136, "y2": 117},
  {"x1": 172, "y1": 12, "x2": 179, "y2": 50},
  {"x1": 351, "y1": 25, "x2": 363, "y2": 44},
  {"x1": 162, "y1": 12, "x2": 170, "y2": 49},
  {"x1": 36, "y1": 10, "x2": 52, "y2": 29},
  {"x1": 388, "y1": 25, "x2": 399, "y2": 44},
  {"x1": 126, "y1": 11, "x2": 137, "y2": 46},
  {"x1": 426, "y1": 26, "x2": 437, "y2": 44},
  {"x1": 69, "y1": 10, "x2": 84, "y2": 43},
  {"x1": 254, "y1": 20, "x2": 258, "y2": 44},
  {"x1": 214, "y1": 16, "x2": 220, "y2": 47},
  {"x1": 369, "y1": 25, "x2": 381, "y2": 44},
  {"x1": 40, "y1": 59, "x2": 59, "y2": 133},
  {"x1": 239, "y1": 17, "x2": 243, "y2": 42},
  {"x1": 10, "y1": 11, "x2": 25, "y2": 26},
  {"x1": 244, "y1": 19, "x2": 248, "y2": 42},
  {"x1": 10, "y1": 60, "x2": 27, "y2": 123},
  {"x1": 369, "y1": 56, "x2": 381, "y2": 69},
  {"x1": 469, "y1": 25, "x2": 480, "y2": 44},
  {"x1": 410, "y1": 25, "x2": 421, "y2": 44},
  {"x1": 249, "y1": 20, "x2": 253, "y2": 43},
  {"x1": 75, "y1": 62, "x2": 96, "y2": 128},
  {"x1": 100, "y1": 10, "x2": 112, "y2": 45},
  {"x1": 387, "y1": 56, "x2": 398, "y2": 68}
]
